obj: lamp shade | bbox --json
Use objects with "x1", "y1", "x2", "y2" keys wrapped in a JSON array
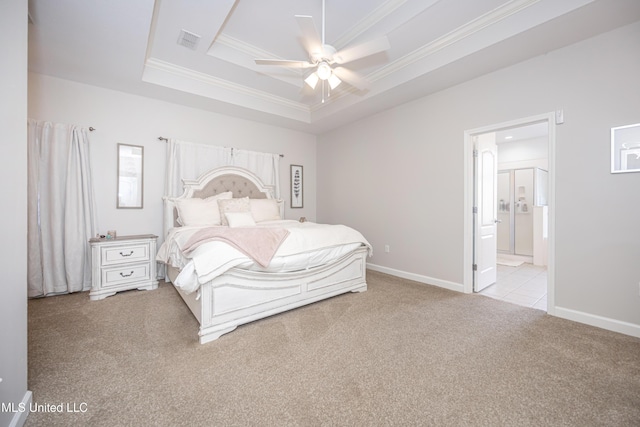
[
  {"x1": 328, "y1": 73, "x2": 341, "y2": 89},
  {"x1": 304, "y1": 72, "x2": 319, "y2": 89}
]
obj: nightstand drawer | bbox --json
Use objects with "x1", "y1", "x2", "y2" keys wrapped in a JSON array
[
  {"x1": 102, "y1": 263, "x2": 151, "y2": 287},
  {"x1": 101, "y1": 244, "x2": 150, "y2": 266},
  {"x1": 89, "y1": 234, "x2": 158, "y2": 300}
]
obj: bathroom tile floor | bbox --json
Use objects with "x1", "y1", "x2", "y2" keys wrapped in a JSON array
[{"x1": 478, "y1": 262, "x2": 547, "y2": 311}]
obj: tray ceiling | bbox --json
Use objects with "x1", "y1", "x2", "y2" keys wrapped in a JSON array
[{"x1": 28, "y1": 0, "x2": 640, "y2": 134}]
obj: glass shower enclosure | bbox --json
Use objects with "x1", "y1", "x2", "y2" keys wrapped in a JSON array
[{"x1": 497, "y1": 168, "x2": 548, "y2": 256}]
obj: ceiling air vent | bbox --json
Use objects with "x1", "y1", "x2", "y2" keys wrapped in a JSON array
[{"x1": 177, "y1": 29, "x2": 201, "y2": 50}]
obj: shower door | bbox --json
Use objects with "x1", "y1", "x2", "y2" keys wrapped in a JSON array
[
  {"x1": 497, "y1": 168, "x2": 536, "y2": 256},
  {"x1": 514, "y1": 168, "x2": 534, "y2": 256},
  {"x1": 497, "y1": 171, "x2": 512, "y2": 253}
]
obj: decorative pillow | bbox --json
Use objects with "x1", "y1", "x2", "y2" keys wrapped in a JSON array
[
  {"x1": 225, "y1": 212, "x2": 257, "y2": 228},
  {"x1": 250, "y1": 198, "x2": 282, "y2": 223},
  {"x1": 174, "y1": 192, "x2": 232, "y2": 226},
  {"x1": 218, "y1": 197, "x2": 251, "y2": 226}
]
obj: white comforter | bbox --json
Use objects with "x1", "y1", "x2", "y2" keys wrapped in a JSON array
[{"x1": 157, "y1": 220, "x2": 372, "y2": 294}]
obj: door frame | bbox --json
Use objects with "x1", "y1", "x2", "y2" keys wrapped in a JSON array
[{"x1": 463, "y1": 112, "x2": 556, "y2": 315}]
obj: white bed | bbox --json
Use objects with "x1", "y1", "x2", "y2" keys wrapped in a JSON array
[{"x1": 157, "y1": 166, "x2": 370, "y2": 344}]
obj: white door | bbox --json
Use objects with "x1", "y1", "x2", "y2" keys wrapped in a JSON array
[{"x1": 474, "y1": 133, "x2": 498, "y2": 292}]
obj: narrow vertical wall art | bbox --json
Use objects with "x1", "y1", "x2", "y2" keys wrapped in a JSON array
[{"x1": 290, "y1": 164, "x2": 303, "y2": 208}]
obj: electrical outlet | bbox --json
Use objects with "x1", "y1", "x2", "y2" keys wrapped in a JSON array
[{"x1": 384, "y1": 245, "x2": 390, "y2": 253}]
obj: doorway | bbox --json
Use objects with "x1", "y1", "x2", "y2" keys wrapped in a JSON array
[{"x1": 463, "y1": 113, "x2": 556, "y2": 315}]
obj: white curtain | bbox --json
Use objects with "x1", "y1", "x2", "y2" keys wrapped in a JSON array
[
  {"x1": 164, "y1": 139, "x2": 280, "y2": 198},
  {"x1": 164, "y1": 139, "x2": 230, "y2": 198},
  {"x1": 27, "y1": 120, "x2": 98, "y2": 297},
  {"x1": 231, "y1": 148, "x2": 281, "y2": 199}
]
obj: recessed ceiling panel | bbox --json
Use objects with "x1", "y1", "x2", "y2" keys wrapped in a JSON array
[{"x1": 28, "y1": 0, "x2": 640, "y2": 133}]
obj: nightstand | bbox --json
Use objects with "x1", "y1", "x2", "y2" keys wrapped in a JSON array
[{"x1": 89, "y1": 234, "x2": 158, "y2": 300}]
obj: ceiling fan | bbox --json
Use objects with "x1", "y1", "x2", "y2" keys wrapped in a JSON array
[{"x1": 254, "y1": 0, "x2": 390, "y2": 96}]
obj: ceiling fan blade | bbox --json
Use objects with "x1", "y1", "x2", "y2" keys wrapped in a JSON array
[
  {"x1": 333, "y1": 36, "x2": 390, "y2": 64},
  {"x1": 254, "y1": 59, "x2": 315, "y2": 69},
  {"x1": 333, "y1": 67, "x2": 371, "y2": 91},
  {"x1": 295, "y1": 15, "x2": 322, "y2": 58}
]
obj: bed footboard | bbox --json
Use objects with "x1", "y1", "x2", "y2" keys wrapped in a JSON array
[{"x1": 179, "y1": 246, "x2": 368, "y2": 344}]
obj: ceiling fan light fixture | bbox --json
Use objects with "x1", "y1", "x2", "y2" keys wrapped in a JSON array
[
  {"x1": 254, "y1": 0, "x2": 390, "y2": 96},
  {"x1": 328, "y1": 73, "x2": 341, "y2": 89},
  {"x1": 304, "y1": 72, "x2": 319, "y2": 89},
  {"x1": 316, "y1": 61, "x2": 332, "y2": 80}
]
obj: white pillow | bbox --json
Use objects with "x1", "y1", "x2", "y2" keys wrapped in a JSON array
[
  {"x1": 175, "y1": 192, "x2": 232, "y2": 226},
  {"x1": 218, "y1": 197, "x2": 251, "y2": 226},
  {"x1": 225, "y1": 212, "x2": 257, "y2": 228},
  {"x1": 250, "y1": 198, "x2": 282, "y2": 223}
]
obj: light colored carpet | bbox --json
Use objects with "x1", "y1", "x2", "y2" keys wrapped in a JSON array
[{"x1": 26, "y1": 271, "x2": 640, "y2": 426}]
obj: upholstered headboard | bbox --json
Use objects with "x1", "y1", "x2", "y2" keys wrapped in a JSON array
[
  {"x1": 163, "y1": 166, "x2": 277, "y2": 236},
  {"x1": 190, "y1": 173, "x2": 268, "y2": 200}
]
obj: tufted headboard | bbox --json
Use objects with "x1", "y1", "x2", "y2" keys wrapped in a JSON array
[
  {"x1": 190, "y1": 173, "x2": 267, "y2": 200},
  {"x1": 163, "y1": 166, "x2": 278, "y2": 237}
]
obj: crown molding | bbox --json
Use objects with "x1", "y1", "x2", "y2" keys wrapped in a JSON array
[
  {"x1": 369, "y1": 0, "x2": 540, "y2": 82},
  {"x1": 210, "y1": 34, "x2": 304, "y2": 88},
  {"x1": 332, "y1": 0, "x2": 410, "y2": 49},
  {"x1": 214, "y1": 34, "x2": 303, "y2": 70},
  {"x1": 143, "y1": 57, "x2": 311, "y2": 120}
]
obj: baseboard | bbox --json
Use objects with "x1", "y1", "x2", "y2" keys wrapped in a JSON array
[
  {"x1": 554, "y1": 306, "x2": 640, "y2": 338},
  {"x1": 8, "y1": 390, "x2": 32, "y2": 427},
  {"x1": 366, "y1": 263, "x2": 464, "y2": 293}
]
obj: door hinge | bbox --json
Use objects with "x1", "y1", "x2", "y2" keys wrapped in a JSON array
[
  {"x1": 472, "y1": 264, "x2": 478, "y2": 271},
  {"x1": 473, "y1": 149, "x2": 478, "y2": 157},
  {"x1": 473, "y1": 206, "x2": 478, "y2": 214}
]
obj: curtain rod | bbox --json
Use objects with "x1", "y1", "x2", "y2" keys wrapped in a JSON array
[{"x1": 157, "y1": 136, "x2": 284, "y2": 158}]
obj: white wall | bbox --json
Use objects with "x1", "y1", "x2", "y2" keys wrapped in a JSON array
[
  {"x1": 318, "y1": 21, "x2": 640, "y2": 334},
  {"x1": 498, "y1": 136, "x2": 548, "y2": 171},
  {"x1": 28, "y1": 74, "x2": 317, "y2": 247},
  {"x1": 0, "y1": 0, "x2": 30, "y2": 426}
]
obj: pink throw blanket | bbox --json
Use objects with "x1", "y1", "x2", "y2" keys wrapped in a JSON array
[{"x1": 181, "y1": 227, "x2": 290, "y2": 268}]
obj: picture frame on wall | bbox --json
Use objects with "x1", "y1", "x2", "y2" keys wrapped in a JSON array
[
  {"x1": 611, "y1": 123, "x2": 640, "y2": 173},
  {"x1": 290, "y1": 164, "x2": 303, "y2": 208}
]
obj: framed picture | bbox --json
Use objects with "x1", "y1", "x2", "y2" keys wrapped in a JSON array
[
  {"x1": 611, "y1": 123, "x2": 640, "y2": 174},
  {"x1": 290, "y1": 164, "x2": 303, "y2": 208}
]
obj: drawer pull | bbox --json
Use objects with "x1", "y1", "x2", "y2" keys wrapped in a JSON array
[
  {"x1": 119, "y1": 251, "x2": 134, "y2": 257},
  {"x1": 120, "y1": 271, "x2": 134, "y2": 278}
]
